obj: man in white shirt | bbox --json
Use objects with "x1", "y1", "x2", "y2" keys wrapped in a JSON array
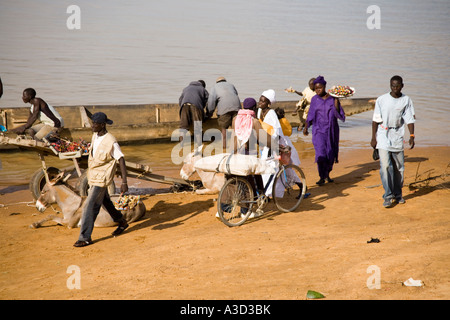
[
  {"x1": 74, "y1": 112, "x2": 129, "y2": 247},
  {"x1": 289, "y1": 78, "x2": 316, "y2": 129},
  {"x1": 371, "y1": 75, "x2": 415, "y2": 208}
]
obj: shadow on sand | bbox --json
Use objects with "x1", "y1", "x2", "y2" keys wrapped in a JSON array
[{"x1": 93, "y1": 154, "x2": 449, "y2": 236}]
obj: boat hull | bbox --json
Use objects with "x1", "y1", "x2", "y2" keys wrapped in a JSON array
[{"x1": 1, "y1": 98, "x2": 375, "y2": 146}]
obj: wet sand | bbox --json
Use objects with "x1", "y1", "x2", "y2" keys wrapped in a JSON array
[{"x1": 0, "y1": 146, "x2": 449, "y2": 300}]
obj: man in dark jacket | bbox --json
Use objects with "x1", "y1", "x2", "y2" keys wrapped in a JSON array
[{"x1": 179, "y1": 80, "x2": 209, "y2": 145}]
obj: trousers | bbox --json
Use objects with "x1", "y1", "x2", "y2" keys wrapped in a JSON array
[
  {"x1": 179, "y1": 103, "x2": 204, "y2": 130},
  {"x1": 78, "y1": 186, "x2": 124, "y2": 241},
  {"x1": 378, "y1": 148, "x2": 405, "y2": 200}
]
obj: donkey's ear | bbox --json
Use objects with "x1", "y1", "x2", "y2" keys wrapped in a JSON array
[{"x1": 49, "y1": 171, "x2": 65, "y2": 186}]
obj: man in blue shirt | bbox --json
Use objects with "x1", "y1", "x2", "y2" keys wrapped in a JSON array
[{"x1": 371, "y1": 75, "x2": 415, "y2": 208}]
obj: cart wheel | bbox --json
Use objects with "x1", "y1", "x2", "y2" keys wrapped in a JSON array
[
  {"x1": 29, "y1": 167, "x2": 61, "y2": 200},
  {"x1": 77, "y1": 170, "x2": 116, "y2": 197}
]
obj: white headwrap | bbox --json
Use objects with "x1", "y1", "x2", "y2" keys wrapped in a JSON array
[{"x1": 261, "y1": 89, "x2": 276, "y2": 104}]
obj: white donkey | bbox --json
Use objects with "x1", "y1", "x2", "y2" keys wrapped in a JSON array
[
  {"x1": 180, "y1": 144, "x2": 225, "y2": 195},
  {"x1": 31, "y1": 173, "x2": 146, "y2": 229}
]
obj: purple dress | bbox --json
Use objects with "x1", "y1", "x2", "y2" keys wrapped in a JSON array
[{"x1": 306, "y1": 95, "x2": 345, "y2": 179}]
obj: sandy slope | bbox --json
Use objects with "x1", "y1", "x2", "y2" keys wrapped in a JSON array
[{"x1": 0, "y1": 146, "x2": 448, "y2": 300}]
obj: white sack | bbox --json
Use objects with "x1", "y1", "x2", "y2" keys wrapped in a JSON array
[{"x1": 194, "y1": 153, "x2": 277, "y2": 176}]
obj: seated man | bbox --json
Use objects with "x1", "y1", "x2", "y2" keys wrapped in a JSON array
[
  {"x1": 11, "y1": 88, "x2": 64, "y2": 140},
  {"x1": 232, "y1": 97, "x2": 273, "y2": 156},
  {"x1": 231, "y1": 98, "x2": 275, "y2": 217}
]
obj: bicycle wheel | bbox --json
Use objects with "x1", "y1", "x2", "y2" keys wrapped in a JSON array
[
  {"x1": 217, "y1": 176, "x2": 254, "y2": 227},
  {"x1": 272, "y1": 164, "x2": 307, "y2": 213}
]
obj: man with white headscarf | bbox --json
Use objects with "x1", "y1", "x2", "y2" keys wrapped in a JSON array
[
  {"x1": 257, "y1": 89, "x2": 301, "y2": 198},
  {"x1": 257, "y1": 89, "x2": 300, "y2": 164}
]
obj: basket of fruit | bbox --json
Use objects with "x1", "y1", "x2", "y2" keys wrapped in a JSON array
[{"x1": 328, "y1": 85, "x2": 355, "y2": 98}]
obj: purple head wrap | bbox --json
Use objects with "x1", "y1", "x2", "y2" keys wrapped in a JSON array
[
  {"x1": 243, "y1": 97, "x2": 257, "y2": 109},
  {"x1": 313, "y1": 76, "x2": 327, "y2": 86}
]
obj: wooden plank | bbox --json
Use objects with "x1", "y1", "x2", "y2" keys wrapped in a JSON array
[
  {"x1": 79, "y1": 106, "x2": 92, "y2": 128},
  {"x1": 0, "y1": 110, "x2": 7, "y2": 129},
  {"x1": 125, "y1": 161, "x2": 152, "y2": 174},
  {"x1": 126, "y1": 170, "x2": 190, "y2": 186}
]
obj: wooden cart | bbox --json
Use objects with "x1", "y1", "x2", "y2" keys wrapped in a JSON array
[{"x1": 0, "y1": 135, "x2": 194, "y2": 199}]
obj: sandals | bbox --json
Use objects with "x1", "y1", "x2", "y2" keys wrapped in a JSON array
[
  {"x1": 73, "y1": 240, "x2": 93, "y2": 247},
  {"x1": 73, "y1": 221, "x2": 129, "y2": 247},
  {"x1": 316, "y1": 177, "x2": 334, "y2": 186},
  {"x1": 111, "y1": 221, "x2": 129, "y2": 236},
  {"x1": 316, "y1": 179, "x2": 325, "y2": 186}
]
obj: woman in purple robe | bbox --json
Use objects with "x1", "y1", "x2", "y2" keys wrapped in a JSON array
[{"x1": 303, "y1": 76, "x2": 345, "y2": 185}]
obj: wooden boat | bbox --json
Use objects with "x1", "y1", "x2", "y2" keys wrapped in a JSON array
[{"x1": 0, "y1": 98, "x2": 375, "y2": 147}]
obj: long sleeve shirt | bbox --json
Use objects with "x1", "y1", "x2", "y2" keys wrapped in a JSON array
[
  {"x1": 207, "y1": 81, "x2": 241, "y2": 116},
  {"x1": 179, "y1": 81, "x2": 209, "y2": 112}
]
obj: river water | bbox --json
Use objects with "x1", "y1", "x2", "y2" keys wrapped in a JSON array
[{"x1": 0, "y1": 0, "x2": 449, "y2": 186}]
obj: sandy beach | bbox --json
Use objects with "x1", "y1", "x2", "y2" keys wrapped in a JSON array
[{"x1": 0, "y1": 146, "x2": 448, "y2": 300}]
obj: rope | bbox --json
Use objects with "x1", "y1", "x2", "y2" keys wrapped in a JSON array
[
  {"x1": 0, "y1": 201, "x2": 35, "y2": 208},
  {"x1": 50, "y1": 204, "x2": 61, "y2": 214},
  {"x1": 215, "y1": 154, "x2": 230, "y2": 173},
  {"x1": 0, "y1": 200, "x2": 61, "y2": 214}
]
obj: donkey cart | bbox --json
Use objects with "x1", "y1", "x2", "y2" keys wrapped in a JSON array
[{"x1": 0, "y1": 135, "x2": 193, "y2": 199}]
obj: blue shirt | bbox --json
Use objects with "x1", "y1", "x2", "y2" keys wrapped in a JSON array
[{"x1": 373, "y1": 93, "x2": 415, "y2": 151}]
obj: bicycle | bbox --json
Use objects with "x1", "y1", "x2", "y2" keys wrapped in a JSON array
[{"x1": 217, "y1": 162, "x2": 307, "y2": 227}]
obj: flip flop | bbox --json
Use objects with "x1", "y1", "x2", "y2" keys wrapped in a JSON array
[
  {"x1": 112, "y1": 222, "x2": 129, "y2": 236},
  {"x1": 73, "y1": 240, "x2": 93, "y2": 247}
]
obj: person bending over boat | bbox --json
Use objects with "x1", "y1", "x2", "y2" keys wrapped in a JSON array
[
  {"x1": 11, "y1": 88, "x2": 64, "y2": 141},
  {"x1": 178, "y1": 80, "x2": 209, "y2": 145},
  {"x1": 206, "y1": 77, "x2": 241, "y2": 149}
]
